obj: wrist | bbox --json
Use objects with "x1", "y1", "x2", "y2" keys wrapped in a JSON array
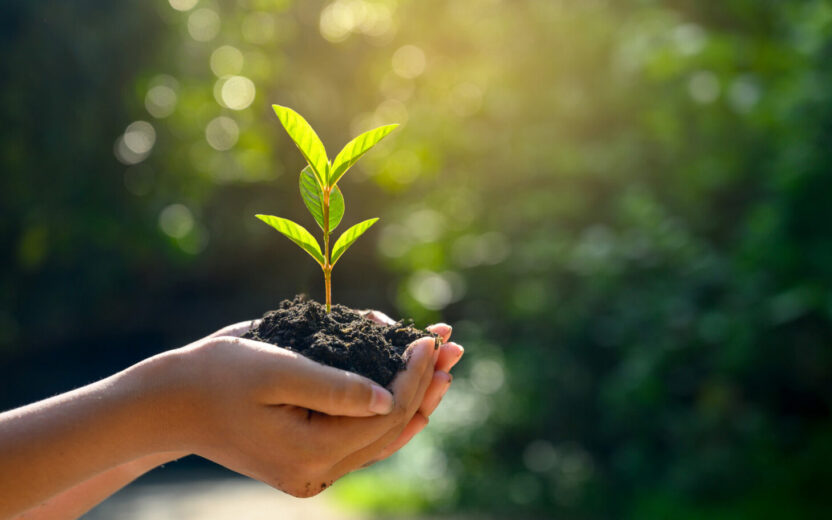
[
  {"x1": 120, "y1": 349, "x2": 200, "y2": 455},
  {"x1": 121, "y1": 451, "x2": 189, "y2": 479}
]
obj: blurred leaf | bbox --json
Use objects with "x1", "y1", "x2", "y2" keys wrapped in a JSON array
[
  {"x1": 299, "y1": 166, "x2": 344, "y2": 232},
  {"x1": 255, "y1": 214, "x2": 324, "y2": 266},
  {"x1": 331, "y1": 218, "x2": 379, "y2": 265},
  {"x1": 330, "y1": 124, "x2": 399, "y2": 186}
]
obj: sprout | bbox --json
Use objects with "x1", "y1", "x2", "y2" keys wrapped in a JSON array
[{"x1": 256, "y1": 105, "x2": 399, "y2": 312}]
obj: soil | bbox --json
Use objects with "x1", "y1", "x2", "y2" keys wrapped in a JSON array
[{"x1": 243, "y1": 295, "x2": 437, "y2": 388}]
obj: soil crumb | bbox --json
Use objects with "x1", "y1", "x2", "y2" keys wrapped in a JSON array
[{"x1": 243, "y1": 295, "x2": 435, "y2": 387}]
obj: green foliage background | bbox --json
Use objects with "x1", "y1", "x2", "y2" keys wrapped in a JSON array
[{"x1": 2, "y1": 0, "x2": 832, "y2": 517}]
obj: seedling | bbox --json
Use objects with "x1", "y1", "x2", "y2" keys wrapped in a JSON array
[{"x1": 256, "y1": 105, "x2": 398, "y2": 313}]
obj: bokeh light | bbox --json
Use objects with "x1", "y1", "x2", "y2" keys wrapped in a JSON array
[
  {"x1": 187, "y1": 8, "x2": 220, "y2": 42},
  {"x1": 392, "y1": 45, "x2": 426, "y2": 79},
  {"x1": 210, "y1": 46, "x2": 244, "y2": 77},
  {"x1": 469, "y1": 359, "x2": 504, "y2": 394},
  {"x1": 688, "y1": 70, "x2": 720, "y2": 104},
  {"x1": 158, "y1": 203, "x2": 194, "y2": 239},
  {"x1": 114, "y1": 121, "x2": 155, "y2": 165},
  {"x1": 319, "y1": 0, "x2": 394, "y2": 43},
  {"x1": 218, "y1": 75, "x2": 256, "y2": 110},
  {"x1": 407, "y1": 270, "x2": 465, "y2": 310},
  {"x1": 144, "y1": 75, "x2": 179, "y2": 119},
  {"x1": 145, "y1": 85, "x2": 177, "y2": 119},
  {"x1": 123, "y1": 121, "x2": 156, "y2": 155},
  {"x1": 205, "y1": 116, "x2": 239, "y2": 151},
  {"x1": 672, "y1": 23, "x2": 707, "y2": 55},
  {"x1": 168, "y1": 0, "x2": 198, "y2": 12},
  {"x1": 523, "y1": 440, "x2": 558, "y2": 473},
  {"x1": 729, "y1": 75, "x2": 761, "y2": 113}
]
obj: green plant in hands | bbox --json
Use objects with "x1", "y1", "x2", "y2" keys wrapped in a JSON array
[{"x1": 256, "y1": 105, "x2": 399, "y2": 313}]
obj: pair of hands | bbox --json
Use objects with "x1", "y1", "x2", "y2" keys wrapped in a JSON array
[
  {"x1": 161, "y1": 312, "x2": 463, "y2": 497},
  {"x1": 2, "y1": 312, "x2": 463, "y2": 519}
]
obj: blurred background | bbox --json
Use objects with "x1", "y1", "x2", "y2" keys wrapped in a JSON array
[{"x1": 2, "y1": 0, "x2": 832, "y2": 518}]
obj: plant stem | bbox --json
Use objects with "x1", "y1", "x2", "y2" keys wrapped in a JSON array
[
  {"x1": 324, "y1": 267, "x2": 332, "y2": 313},
  {"x1": 323, "y1": 186, "x2": 332, "y2": 313}
]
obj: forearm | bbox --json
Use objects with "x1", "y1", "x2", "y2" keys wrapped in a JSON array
[
  {"x1": 12, "y1": 451, "x2": 185, "y2": 520},
  {"x1": 0, "y1": 354, "x2": 185, "y2": 518}
]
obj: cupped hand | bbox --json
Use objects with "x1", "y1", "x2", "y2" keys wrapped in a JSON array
[
  {"x1": 361, "y1": 311, "x2": 464, "y2": 464},
  {"x1": 0, "y1": 317, "x2": 461, "y2": 519},
  {"x1": 218, "y1": 314, "x2": 464, "y2": 444},
  {"x1": 163, "y1": 326, "x2": 438, "y2": 497}
]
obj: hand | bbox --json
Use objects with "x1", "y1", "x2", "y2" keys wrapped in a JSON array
[
  {"x1": 361, "y1": 311, "x2": 465, "y2": 464},
  {"x1": 215, "y1": 315, "x2": 464, "y2": 456},
  {"x1": 2, "y1": 317, "x2": 456, "y2": 518},
  {"x1": 160, "y1": 327, "x2": 439, "y2": 497}
]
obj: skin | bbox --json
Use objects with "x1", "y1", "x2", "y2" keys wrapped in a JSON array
[{"x1": 5, "y1": 316, "x2": 464, "y2": 520}]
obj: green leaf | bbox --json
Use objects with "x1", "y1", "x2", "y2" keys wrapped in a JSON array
[
  {"x1": 272, "y1": 105, "x2": 329, "y2": 185},
  {"x1": 331, "y1": 218, "x2": 379, "y2": 265},
  {"x1": 329, "y1": 124, "x2": 399, "y2": 186},
  {"x1": 299, "y1": 166, "x2": 344, "y2": 232},
  {"x1": 255, "y1": 214, "x2": 325, "y2": 266}
]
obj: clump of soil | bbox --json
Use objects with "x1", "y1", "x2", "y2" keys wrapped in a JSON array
[{"x1": 243, "y1": 295, "x2": 436, "y2": 387}]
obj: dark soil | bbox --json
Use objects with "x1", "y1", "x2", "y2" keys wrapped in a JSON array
[{"x1": 243, "y1": 295, "x2": 437, "y2": 387}]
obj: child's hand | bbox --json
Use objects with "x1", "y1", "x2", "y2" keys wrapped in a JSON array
[
  {"x1": 161, "y1": 329, "x2": 438, "y2": 497},
  {"x1": 2, "y1": 318, "x2": 462, "y2": 519}
]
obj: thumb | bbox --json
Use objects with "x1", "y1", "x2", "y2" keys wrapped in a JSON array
[{"x1": 260, "y1": 346, "x2": 394, "y2": 417}]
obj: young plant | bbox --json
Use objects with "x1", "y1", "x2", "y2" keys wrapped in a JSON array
[{"x1": 256, "y1": 105, "x2": 398, "y2": 313}]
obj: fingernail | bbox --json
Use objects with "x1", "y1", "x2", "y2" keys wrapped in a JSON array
[
  {"x1": 369, "y1": 384, "x2": 394, "y2": 415},
  {"x1": 431, "y1": 335, "x2": 441, "y2": 350},
  {"x1": 429, "y1": 323, "x2": 452, "y2": 338}
]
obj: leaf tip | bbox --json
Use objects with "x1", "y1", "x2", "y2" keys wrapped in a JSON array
[
  {"x1": 271, "y1": 104, "x2": 293, "y2": 120},
  {"x1": 255, "y1": 213, "x2": 280, "y2": 224}
]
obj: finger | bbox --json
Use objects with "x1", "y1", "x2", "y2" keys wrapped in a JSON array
[
  {"x1": 321, "y1": 337, "x2": 436, "y2": 457},
  {"x1": 208, "y1": 320, "x2": 261, "y2": 339},
  {"x1": 437, "y1": 342, "x2": 464, "y2": 372},
  {"x1": 363, "y1": 412, "x2": 429, "y2": 467},
  {"x1": 419, "y1": 371, "x2": 452, "y2": 417},
  {"x1": 362, "y1": 314, "x2": 450, "y2": 370},
  {"x1": 372, "y1": 370, "x2": 453, "y2": 466},
  {"x1": 328, "y1": 366, "x2": 433, "y2": 478},
  {"x1": 395, "y1": 337, "x2": 440, "y2": 409},
  {"x1": 227, "y1": 337, "x2": 394, "y2": 417},
  {"x1": 366, "y1": 369, "x2": 453, "y2": 467},
  {"x1": 277, "y1": 362, "x2": 394, "y2": 417},
  {"x1": 360, "y1": 310, "x2": 396, "y2": 326},
  {"x1": 426, "y1": 323, "x2": 452, "y2": 344},
  {"x1": 326, "y1": 339, "x2": 436, "y2": 477}
]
